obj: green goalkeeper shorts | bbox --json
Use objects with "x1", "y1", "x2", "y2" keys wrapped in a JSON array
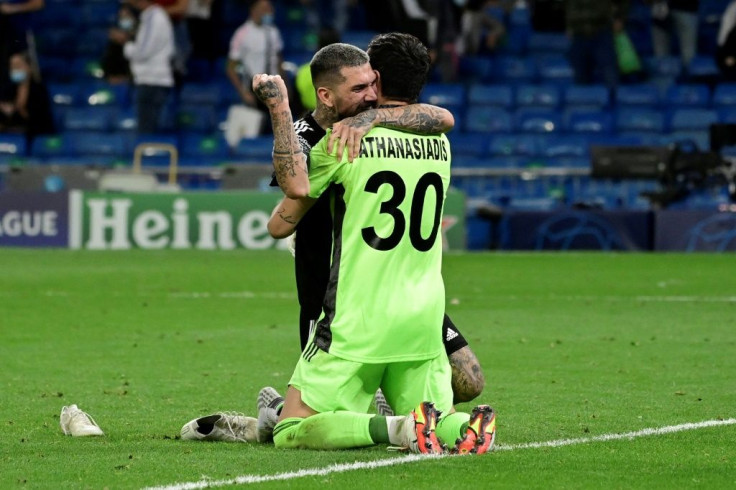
[{"x1": 289, "y1": 344, "x2": 453, "y2": 416}]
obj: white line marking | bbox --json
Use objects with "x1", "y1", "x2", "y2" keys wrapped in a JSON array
[{"x1": 143, "y1": 418, "x2": 736, "y2": 490}]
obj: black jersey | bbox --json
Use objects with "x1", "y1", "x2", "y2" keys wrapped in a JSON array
[{"x1": 270, "y1": 114, "x2": 331, "y2": 350}]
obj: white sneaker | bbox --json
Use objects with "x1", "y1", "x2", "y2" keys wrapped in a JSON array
[
  {"x1": 180, "y1": 412, "x2": 257, "y2": 442},
  {"x1": 256, "y1": 386, "x2": 284, "y2": 443},
  {"x1": 60, "y1": 404, "x2": 105, "y2": 437}
]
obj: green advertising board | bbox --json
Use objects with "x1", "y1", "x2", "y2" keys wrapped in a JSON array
[{"x1": 69, "y1": 189, "x2": 466, "y2": 251}]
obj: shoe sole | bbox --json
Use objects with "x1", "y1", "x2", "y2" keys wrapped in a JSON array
[
  {"x1": 453, "y1": 405, "x2": 496, "y2": 455},
  {"x1": 413, "y1": 402, "x2": 445, "y2": 454}
]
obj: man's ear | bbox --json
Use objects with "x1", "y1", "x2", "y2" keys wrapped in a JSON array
[
  {"x1": 316, "y1": 86, "x2": 333, "y2": 108},
  {"x1": 373, "y1": 70, "x2": 382, "y2": 98}
]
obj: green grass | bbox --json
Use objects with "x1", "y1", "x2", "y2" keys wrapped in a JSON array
[{"x1": 1, "y1": 250, "x2": 735, "y2": 489}]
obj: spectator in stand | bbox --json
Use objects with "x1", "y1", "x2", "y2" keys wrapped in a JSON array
[
  {"x1": 186, "y1": 0, "x2": 215, "y2": 62},
  {"x1": 716, "y1": 0, "x2": 736, "y2": 79},
  {"x1": 456, "y1": 0, "x2": 509, "y2": 56},
  {"x1": 225, "y1": 0, "x2": 284, "y2": 142},
  {"x1": 565, "y1": 0, "x2": 629, "y2": 89},
  {"x1": 155, "y1": 0, "x2": 191, "y2": 84},
  {"x1": 114, "y1": 0, "x2": 174, "y2": 134},
  {"x1": 101, "y1": 4, "x2": 136, "y2": 85},
  {"x1": 648, "y1": 0, "x2": 699, "y2": 68},
  {"x1": 0, "y1": 0, "x2": 44, "y2": 88},
  {"x1": 0, "y1": 50, "x2": 54, "y2": 146}
]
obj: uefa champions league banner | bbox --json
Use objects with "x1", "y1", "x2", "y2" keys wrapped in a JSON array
[
  {"x1": 499, "y1": 210, "x2": 652, "y2": 251},
  {"x1": 0, "y1": 192, "x2": 69, "y2": 247},
  {"x1": 655, "y1": 210, "x2": 736, "y2": 251},
  {"x1": 65, "y1": 189, "x2": 467, "y2": 251}
]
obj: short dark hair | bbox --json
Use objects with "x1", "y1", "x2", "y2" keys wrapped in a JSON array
[
  {"x1": 367, "y1": 32, "x2": 430, "y2": 104},
  {"x1": 310, "y1": 43, "x2": 370, "y2": 90}
]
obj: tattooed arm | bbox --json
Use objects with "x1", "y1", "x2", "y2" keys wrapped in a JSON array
[
  {"x1": 328, "y1": 104, "x2": 455, "y2": 162},
  {"x1": 252, "y1": 74, "x2": 310, "y2": 199},
  {"x1": 448, "y1": 346, "x2": 485, "y2": 404},
  {"x1": 267, "y1": 196, "x2": 316, "y2": 238}
]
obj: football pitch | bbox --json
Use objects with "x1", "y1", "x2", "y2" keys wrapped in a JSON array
[{"x1": 1, "y1": 249, "x2": 734, "y2": 489}]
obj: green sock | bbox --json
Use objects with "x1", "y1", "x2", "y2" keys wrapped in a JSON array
[
  {"x1": 435, "y1": 412, "x2": 470, "y2": 446},
  {"x1": 273, "y1": 412, "x2": 375, "y2": 449},
  {"x1": 369, "y1": 415, "x2": 390, "y2": 443}
]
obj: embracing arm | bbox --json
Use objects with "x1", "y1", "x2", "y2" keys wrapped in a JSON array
[
  {"x1": 252, "y1": 74, "x2": 310, "y2": 198},
  {"x1": 329, "y1": 104, "x2": 454, "y2": 161},
  {"x1": 267, "y1": 196, "x2": 316, "y2": 238}
]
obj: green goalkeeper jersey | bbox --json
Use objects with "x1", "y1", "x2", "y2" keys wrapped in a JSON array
[{"x1": 307, "y1": 126, "x2": 451, "y2": 363}]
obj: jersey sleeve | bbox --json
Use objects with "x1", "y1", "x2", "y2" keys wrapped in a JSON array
[{"x1": 307, "y1": 133, "x2": 343, "y2": 199}]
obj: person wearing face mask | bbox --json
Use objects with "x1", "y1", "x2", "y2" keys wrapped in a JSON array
[
  {"x1": 0, "y1": 51, "x2": 54, "y2": 146},
  {"x1": 101, "y1": 4, "x2": 136, "y2": 84},
  {"x1": 225, "y1": 0, "x2": 284, "y2": 142}
]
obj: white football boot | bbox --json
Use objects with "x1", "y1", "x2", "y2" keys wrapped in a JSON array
[
  {"x1": 180, "y1": 412, "x2": 258, "y2": 442},
  {"x1": 60, "y1": 404, "x2": 105, "y2": 437},
  {"x1": 256, "y1": 386, "x2": 284, "y2": 443}
]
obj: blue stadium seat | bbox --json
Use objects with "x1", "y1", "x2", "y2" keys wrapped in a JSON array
[
  {"x1": 497, "y1": 56, "x2": 537, "y2": 82},
  {"x1": 76, "y1": 28, "x2": 110, "y2": 57},
  {"x1": 665, "y1": 84, "x2": 711, "y2": 107},
  {"x1": 69, "y1": 132, "x2": 128, "y2": 157},
  {"x1": 527, "y1": 32, "x2": 570, "y2": 54},
  {"x1": 40, "y1": 57, "x2": 74, "y2": 83},
  {"x1": 535, "y1": 55, "x2": 574, "y2": 85},
  {"x1": 35, "y1": 28, "x2": 77, "y2": 57},
  {"x1": 662, "y1": 131, "x2": 710, "y2": 151},
  {"x1": 515, "y1": 84, "x2": 560, "y2": 108},
  {"x1": 180, "y1": 133, "x2": 228, "y2": 160},
  {"x1": 231, "y1": 136, "x2": 274, "y2": 160},
  {"x1": 538, "y1": 135, "x2": 589, "y2": 158},
  {"x1": 509, "y1": 5, "x2": 531, "y2": 26},
  {"x1": 31, "y1": 135, "x2": 73, "y2": 159},
  {"x1": 48, "y1": 83, "x2": 81, "y2": 108},
  {"x1": 467, "y1": 84, "x2": 513, "y2": 107},
  {"x1": 514, "y1": 108, "x2": 562, "y2": 133},
  {"x1": 133, "y1": 134, "x2": 181, "y2": 166},
  {"x1": 453, "y1": 157, "x2": 493, "y2": 169},
  {"x1": 0, "y1": 134, "x2": 27, "y2": 161},
  {"x1": 712, "y1": 83, "x2": 736, "y2": 105},
  {"x1": 458, "y1": 56, "x2": 494, "y2": 83},
  {"x1": 113, "y1": 107, "x2": 138, "y2": 132},
  {"x1": 564, "y1": 108, "x2": 613, "y2": 133},
  {"x1": 644, "y1": 55, "x2": 683, "y2": 79},
  {"x1": 78, "y1": 82, "x2": 130, "y2": 107},
  {"x1": 464, "y1": 107, "x2": 513, "y2": 133},
  {"x1": 177, "y1": 104, "x2": 218, "y2": 133},
  {"x1": 447, "y1": 133, "x2": 489, "y2": 158},
  {"x1": 615, "y1": 84, "x2": 661, "y2": 107},
  {"x1": 687, "y1": 55, "x2": 720, "y2": 78},
  {"x1": 616, "y1": 108, "x2": 665, "y2": 132},
  {"x1": 80, "y1": 2, "x2": 119, "y2": 26},
  {"x1": 419, "y1": 83, "x2": 466, "y2": 108},
  {"x1": 63, "y1": 107, "x2": 117, "y2": 132},
  {"x1": 488, "y1": 134, "x2": 540, "y2": 157},
  {"x1": 717, "y1": 106, "x2": 736, "y2": 123},
  {"x1": 564, "y1": 84, "x2": 610, "y2": 108},
  {"x1": 179, "y1": 83, "x2": 222, "y2": 106},
  {"x1": 668, "y1": 108, "x2": 719, "y2": 131}
]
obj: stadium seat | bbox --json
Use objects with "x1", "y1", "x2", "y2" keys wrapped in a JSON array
[
  {"x1": 113, "y1": 107, "x2": 138, "y2": 132},
  {"x1": 35, "y1": 28, "x2": 77, "y2": 57},
  {"x1": 40, "y1": 57, "x2": 75, "y2": 83},
  {"x1": 665, "y1": 84, "x2": 711, "y2": 107},
  {"x1": 231, "y1": 136, "x2": 274, "y2": 161},
  {"x1": 514, "y1": 108, "x2": 562, "y2": 133},
  {"x1": 687, "y1": 55, "x2": 720, "y2": 78},
  {"x1": 69, "y1": 131, "x2": 128, "y2": 157},
  {"x1": 133, "y1": 134, "x2": 180, "y2": 166},
  {"x1": 615, "y1": 84, "x2": 661, "y2": 107},
  {"x1": 527, "y1": 32, "x2": 570, "y2": 54},
  {"x1": 662, "y1": 130, "x2": 710, "y2": 151},
  {"x1": 63, "y1": 106, "x2": 117, "y2": 132},
  {"x1": 78, "y1": 82, "x2": 130, "y2": 107},
  {"x1": 419, "y1": 83, "x2": 466, "y2": 108},
  {"x1": 448, "y1": 133, "x2": 489, "y2": 158},
  {"x1": 538, "y1": 135, "x2": 589, "y2": 158},
  {"x1": 31, "y1": 134, "x2": 73, "y2": 159},
  {"x1": 515, "y1": 84, "x2": 560, "y2": 108},
  {"x1": 180, "y1": 133, "x2": 229, "y2": 160},
  {"x1": 717, "y1": 106, "x2": 736, "y2": 124},
  {"x1": 497, "y1": 56, "x2": 537, "y2": 82},
  {"x1": 179, "y1": 83, "x2": 222, "y2": 106},
  {"x1": 712, "y1": 83, "x2": 736, "y2": 106},
  {"x1": 0, "y1": 134, "x2": 27, "y2": 162},
  {"x1": 464, "y1": 107, "x2": 513, "y2": 133},
  {"x1": 80, "y1": 2, "x2": 119, "y2": 26},
  {"x1": 564, "y1": 108, "x2": 613, "y2": 134},
  {"x1": 458, "y1": 56, "x2": 494, "y2": 83},
  {"x1": 488, "y1": 134, "x2": 539, "y2": 157},
  {"x1": 536, "y1": 56, "x2": 574, "y2": 85},
  {"x1": 467, "y1": 84, "x2": 513, "y2": 108},
  {"x1": 177, "y1": 104, "x2": 218, "y2": 133},
  {"x1": 616, "y1": 108, "x2": 665, "y2": 132},
  {"x1": 341, "y1": 30, "x2": 380, "y2": 50},
  {"x1": 76, "y1": 28, "x2": 110, "y2": 57},
  {"x1": 564, "y1": 84, "x2": 610, "y2": 109},
  {"x1": 668, "y1": 108, "x2": 719, "y2": 131},
  {"x1": 48, "y1": 83, "x2": 80, "y2": 107},
  {"x1": 644, "y1": 55, "x2": 683, "y2": 79}
]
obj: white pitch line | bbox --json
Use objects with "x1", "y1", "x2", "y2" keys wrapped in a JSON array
[{"x1": 143, "y1": 418, "x2": 736, "y2": 490}]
